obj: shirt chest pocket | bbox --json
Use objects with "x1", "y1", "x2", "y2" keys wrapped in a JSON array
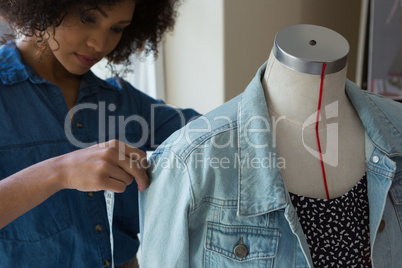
[
  {"x1": 0, "y1": 145, "x2": 73, "y2": 242},
  {"x1": 0, "y1": 190, "x2": 73, "y2": 242},
  {"x1": 204, "y1": 222, "x2": 280, "y2": 268}
]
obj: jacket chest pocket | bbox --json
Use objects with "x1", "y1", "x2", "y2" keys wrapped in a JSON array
[
  {"x1": 390, "y1": 174, "x2": 402, "y2": 231},
  {"x1": 204, "y1": 222, "x2": 280, "y2": 268}
]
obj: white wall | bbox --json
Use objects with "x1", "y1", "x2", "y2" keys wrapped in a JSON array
[
  {"x1": 164, "y1": 0, "x2": 225, "y2": 114},
  {"x1": 223, "y1": 0, "x2": 363, "y2": 100},
  {"x1": 164, "y1": 0, "x2": 363, "y2": 114}
]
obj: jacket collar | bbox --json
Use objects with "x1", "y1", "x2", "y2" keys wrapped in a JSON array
[
  {"x1": 345, "y1": 80, "x2": 402, "y2": 157},
  {"x1": 236, "y1": 61, "x2": 402, "y2": 217},
  {"x1": 0, "y1": 42, "x2": 119, "y2": 94},
  {"x1": 237, "y1": 61, "x2": 289, "y2": 217}
]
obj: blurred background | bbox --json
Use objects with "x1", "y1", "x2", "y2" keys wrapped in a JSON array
[
  {"x1": 2, "y1": 0, "x2": 401, "y2": 114},
  {"x1": 161, "y1": 0, "x2": 372, "y2": 113}
]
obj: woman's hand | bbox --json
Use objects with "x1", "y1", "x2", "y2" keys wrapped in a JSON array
[
  {"x1": 0, "y1": 139, "x2": 149, "y2": 229},
  {"x1": 57, "y1": 139, "x2": 149, "y2": 192}
]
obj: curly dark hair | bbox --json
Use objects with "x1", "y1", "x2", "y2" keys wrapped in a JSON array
[{"x1": 0, "y1": 0, "x2": 181, "y2": 64}]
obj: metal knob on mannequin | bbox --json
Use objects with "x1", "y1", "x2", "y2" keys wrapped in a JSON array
[{"x1": 273, "y1": 24, "x2": 350, "y2": 75}]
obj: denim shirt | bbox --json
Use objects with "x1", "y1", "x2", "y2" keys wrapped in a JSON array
[
  {"x1": 139, "y1": 62, "x2": 402, "y2": 267},
  {"x1": 0, "y1": 43, "x2": 199, "y2": 267}
]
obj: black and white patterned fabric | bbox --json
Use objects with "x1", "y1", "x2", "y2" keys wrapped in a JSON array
[{"x1": 290, "y1": 174, "x2": 372, "y2": 267}]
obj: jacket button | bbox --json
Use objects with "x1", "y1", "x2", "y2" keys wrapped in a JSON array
[
  {"x1": 76, "y1": 122, "x2": 84, "y2": 128},
  {"x1": 378, "y1": 220, "x2": 386, "y2": 232},
  {"x1": 96, "y1": 224, "x2": 103, "y2": 232},
  {"x1": 234, "y1": 237, "x2": 248, "y2": 258},
  {"x1": 88, "y1": 192, "x2": 94, "y2": 197},
  {"x1": 372, "y1": 156, "x2": 379, "y2": 163}
]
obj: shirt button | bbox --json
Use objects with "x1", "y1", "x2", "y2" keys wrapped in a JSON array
[
  {"x1": 378, "y1": 220, "x2": 386, "y2": 232},
  {"x1": 103, "y1": 259, "x2": 111, "y2": 267},
  {"x1": 234, "y1": 237, "x2": 248, "y2": 258},
  {"x1": 372, "y1": 156, "x2": 379, "y2": 163},
  {"x1": 95, "y1": 224, "x2": 103, "y2": 232},
  {"x1": 88, "y1": 192, "x2": 94, "y2": 197},
  {"x1": 76, "y1": 122, "x2": 84, "y2": 128}
]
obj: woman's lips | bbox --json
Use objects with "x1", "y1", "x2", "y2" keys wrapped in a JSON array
[{"x1": 74, "y1": 53, "x2": 98, "y2": 67}]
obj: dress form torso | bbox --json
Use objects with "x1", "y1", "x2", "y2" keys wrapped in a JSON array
[{"x1": 262, "y1": 25, "x2": 366, "y2": 199}]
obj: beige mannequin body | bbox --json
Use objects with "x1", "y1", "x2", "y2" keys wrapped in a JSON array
[{"x1": 262, "y1": 25, "x2": 366, "y2": 199}]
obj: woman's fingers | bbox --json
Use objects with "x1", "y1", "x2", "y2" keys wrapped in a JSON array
[
  {"x1": 118, "y1": 145, "x2": 149, "y2": 191},
  {"x1": 96, "y1": 140, "x2": 150, "y2": 191},
  {"x1": 99, "y1": 161, "x2": 134, "y2": 188},
  {"x1": 100, "y1": 175, "x2": 130, "y2": 193},
  {"x1": 59, "y1": 139, "x2": 150, "y2": 192}
]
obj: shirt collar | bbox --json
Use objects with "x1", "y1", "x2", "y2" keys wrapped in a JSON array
[
  {"x1": 0, "y1": 42, "x2": 119, "y2": 93},
  {"x1": 236, "y1": 61, "x2": 402, "y2": 217},
  {"x1": 0, "y1": 42, "x2": 29, "y2": 85}
]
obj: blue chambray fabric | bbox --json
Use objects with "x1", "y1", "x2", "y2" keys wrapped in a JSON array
[
  {"x1": 0, "y1": 42, "x2": 199, "y2": 267},
  {"x1": 140, "y1": 61, "x2": 402, "y2": 267}
]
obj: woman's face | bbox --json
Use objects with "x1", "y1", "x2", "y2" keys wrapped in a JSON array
[{"x1": 47, "y1": 0, "x2": 135, "y2": 75}]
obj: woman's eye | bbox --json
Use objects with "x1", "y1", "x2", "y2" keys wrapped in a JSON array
[
  {"x1": 80, "y1": 14, "x2": 96, "y2": 24},
  {"x1": 111, "y1": 26, "x2": 124, "y2": 33}
]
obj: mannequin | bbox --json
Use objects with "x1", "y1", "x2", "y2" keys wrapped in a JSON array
[
  {"x1": 262, "y1": 24, "x2": 366, "y2": 199},
  {"x1": 140, "y1": 24, "x2": 402, "y2": 267}
]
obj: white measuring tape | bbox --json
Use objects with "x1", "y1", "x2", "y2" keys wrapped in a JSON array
[
  {"x1": 104, "y1": 151, "x2": 152, "y2": 267},
  {"x1": 104, "y1": 190, "x2": 115, "y2": 268}
]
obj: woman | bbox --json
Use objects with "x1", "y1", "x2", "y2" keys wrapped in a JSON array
[{"x1": 0, "y1": 0, "x2": 198, "y2": 267}]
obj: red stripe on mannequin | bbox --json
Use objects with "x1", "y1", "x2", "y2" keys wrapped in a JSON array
[{"x1": 316, "y1": 63, "x2": 330, "y2": 199}]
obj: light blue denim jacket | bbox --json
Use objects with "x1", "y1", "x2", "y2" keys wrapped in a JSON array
[{"x1": 140, "y1": 62, "x2": 402, "y2": 267}]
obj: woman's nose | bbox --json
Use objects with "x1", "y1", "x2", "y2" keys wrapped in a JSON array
[{"x1": 86, "y1": 31, "x2": 108, "y2": 53}]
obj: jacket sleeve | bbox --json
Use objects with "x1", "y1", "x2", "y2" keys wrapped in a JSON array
[{"x1": 139, "y1": 150, "x2": 192, "y2": 267}]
